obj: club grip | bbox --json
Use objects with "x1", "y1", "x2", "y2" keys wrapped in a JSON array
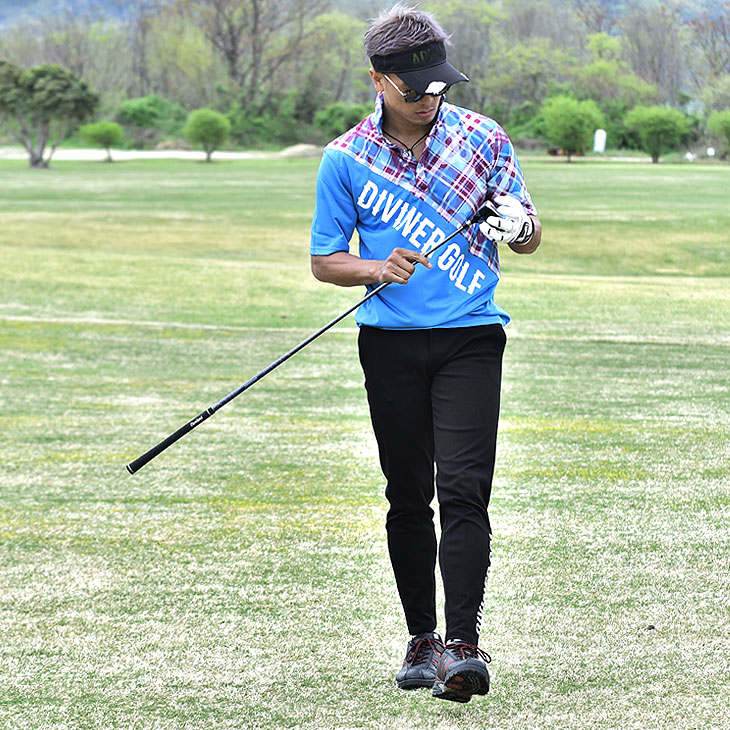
[{"x1": 126, "y1": 408, "x2": 214, "y2": 474}]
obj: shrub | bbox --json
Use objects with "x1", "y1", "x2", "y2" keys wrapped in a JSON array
[
  {"x1": 79, "y1": 121, "x2": 124, "y2": 161},
  {"x1": 183, "y1": 108, "x2": 230, "y2": 161},
  {"x1": 227, "y1": 94, "x2": 300, "y2": 148},
  {"x1": 118, "y1": 94, "x2": 186, "y2": 147},
  {"x1": 315, "y1": 102, "x2": 372, "y2": 142},
  {"x1": 541, "y1": 95, "x2": 604, "y2": 162},
  {"x1": 624, "y1": 105, "x2": 689, "y2": 163}
]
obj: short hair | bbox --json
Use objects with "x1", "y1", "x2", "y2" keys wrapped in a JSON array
[{"x1": 364, "y1": 3, "x2": 450, "y2": 58}]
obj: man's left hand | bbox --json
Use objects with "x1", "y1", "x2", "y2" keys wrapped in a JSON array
[{"x1": 479, "y1": 194, "x2": 534, "y2": 245}]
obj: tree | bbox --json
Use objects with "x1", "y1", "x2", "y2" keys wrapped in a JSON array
[
  {"x1": 79, "y1": 120, "x2": 124, "y2": 161},
  {"x1": 181, "y1": 0, "x2": 327, "y2": 109},
  {"x1": 571, "y1": 33, "x2": 659, "y2": 148},
  {"x1": 109, "y1": 0, "x2": 165, "y2": 97},
  {"x1": 568, "y1": 0, "x2": 619, "y2": 34},
  {"x1": 688, "y1": 10, "x2": 730, "y2": 81},
  {"x1": 619, "y1": 5, "x2": 686, "y2": 105},
  {"x1": 300, "y1": 12, "x2": 368, "y2": 106},
  {"x1": 624, "y1": 105, "x2": 689, "y2": 163},
  {"x1": 471, "y1": 0, "x2": 583, "y2": 121},
  {"x1": 702, "y1": 74, "x2": 730, "y2": 112},
  {"x1": 424, "y1": 0, "x2": 500, "y2": 112},
  {"x1": 708, "y1": 109, "x2": 730, "y2": 154},
  {"x1": 0, "y1": 61, "x2": 98, "y2": 167},
  {"x1": 41, "y1": 9, "x2": 108, "y2": 82},
  {"x1": 183, "y1": 107, "x2": 230, "y2": 161},
  {"x1": 0, "y1": 15, "x2": 130, "y2": 119},
  {"x1": 146, "y1": 4, "x2": 227, "y2": 110},
  {"x1": 480, "y1": 38, "x2": 575, "y2": 125},
  {"x1": 500, "y1": 0, "x2": 585, "y2": 48},
  {"x1": 541, "y1": 95, "x2": 604, "y2": 161}
]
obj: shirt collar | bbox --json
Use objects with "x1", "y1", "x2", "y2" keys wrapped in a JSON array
[
  {"x1": 373, "y1": 92, "x2": 385, "y2": 131},
  {"x1": 372, "y1": 93, "x2": 448, "y2": 146}
]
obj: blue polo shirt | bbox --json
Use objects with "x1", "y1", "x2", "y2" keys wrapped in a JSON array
[{"x1": 311, "y1": 97, "x2": 536, "y2": 330}]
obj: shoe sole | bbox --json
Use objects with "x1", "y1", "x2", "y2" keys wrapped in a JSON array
[
  {"x1": 397, "y1": 677, "x2": 436, "y2": 690},
  {"x1": 432, "y1": 667, "x2": 489, "y2": 703}
]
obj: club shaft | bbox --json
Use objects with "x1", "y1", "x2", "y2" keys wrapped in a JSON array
[
  {"x1": 126, "y1": 214, "x2": 482, "y2": 474},
  {"x1": 210, "y1": 282, "x2": 388, "y2": 413}
]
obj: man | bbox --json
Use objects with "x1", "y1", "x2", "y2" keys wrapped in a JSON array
[{"x1": 310, "y1": 4, "x2": 541, "y2": 704}]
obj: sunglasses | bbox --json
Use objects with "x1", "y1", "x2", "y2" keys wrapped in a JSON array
[{"x1": 382, "y1": 73, "x2": 448, "y2": 103}]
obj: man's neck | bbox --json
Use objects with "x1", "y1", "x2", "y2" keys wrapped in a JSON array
[{"x1": 381, "y1": 108, "x2": 436, "y2": 148}]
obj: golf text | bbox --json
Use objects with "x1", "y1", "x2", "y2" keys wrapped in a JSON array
[{"x1": 357, "y1": 181, "x2": 486, "y2": 295}]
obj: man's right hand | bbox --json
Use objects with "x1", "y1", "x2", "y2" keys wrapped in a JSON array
[{"x1": 376, "y1": 247, "x2": 432, "y2": 284}]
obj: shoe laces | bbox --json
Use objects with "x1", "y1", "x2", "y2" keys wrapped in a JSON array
[
  {"x1": 445, "y1": 642, "x2": 492, "y2": 663},
  {"x1": 406, "y1": 635, "x2": 444, "y2": 666}
]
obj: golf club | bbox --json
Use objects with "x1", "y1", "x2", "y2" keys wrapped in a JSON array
[{"x1": 125, "y1": 203, "x2": 496, "y2": 474}]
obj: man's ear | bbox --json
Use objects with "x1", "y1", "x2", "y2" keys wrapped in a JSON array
[{"x1": 369, "y1": 68, "x2": 384, "y2": 94}]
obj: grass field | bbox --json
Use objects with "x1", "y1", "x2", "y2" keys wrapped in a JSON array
[{"x1": 1, "y1": 156, "x2": 729, "y2": 730}]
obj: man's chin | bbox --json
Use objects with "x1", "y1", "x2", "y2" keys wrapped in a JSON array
[{"x1": 413, "y1": 108, "x2": 438, "y2": 123}]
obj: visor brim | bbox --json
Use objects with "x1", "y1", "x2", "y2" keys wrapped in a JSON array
[{"x1": 397, "y1": 62, "x2": 469, "y2": 95}]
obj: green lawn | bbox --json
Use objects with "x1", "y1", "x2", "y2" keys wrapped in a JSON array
[{"x1": 1, "y1": 158, "x2": 728, "y2": 729}]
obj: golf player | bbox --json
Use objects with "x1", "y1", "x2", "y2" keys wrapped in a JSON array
[{"x1": 310, "y1": 4, "x2": 541, "y2": 703}]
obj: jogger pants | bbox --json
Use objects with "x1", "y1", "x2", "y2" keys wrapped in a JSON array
[{"x1": 358, "y1": 323, "x2": 505, "y2": 645}]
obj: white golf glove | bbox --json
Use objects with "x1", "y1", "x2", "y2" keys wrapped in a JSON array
[{"x1": 479, "y1": 194, "x2": 534, "y2": 245}]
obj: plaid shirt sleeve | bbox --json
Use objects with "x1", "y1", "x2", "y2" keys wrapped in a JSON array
[
  {"x1": 465, "y1": 122, "x2": 536, "y2": 267},
  {"x1": 484, "y1": 127, "x2": 536, "y2": 216}
]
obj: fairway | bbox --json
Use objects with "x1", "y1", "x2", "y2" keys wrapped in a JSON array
[{"x1": 1, "y1": 157, "x2": 729, "y2": 730}]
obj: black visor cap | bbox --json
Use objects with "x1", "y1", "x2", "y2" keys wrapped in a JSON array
[{"x1": 370, "y1": 41, "x2": 468, "y2": 95}]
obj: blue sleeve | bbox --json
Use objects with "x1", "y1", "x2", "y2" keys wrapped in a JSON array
[{"x1": 310, "y1": 149, "x2": 359, "y2": 256}]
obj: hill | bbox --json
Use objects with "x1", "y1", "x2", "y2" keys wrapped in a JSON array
[
  {"x1": 0, "y1": 0, "x2": 121, "y2": 27},
  {"x1": 0, "y1": 0, "x2": 727, "y2": 29}
]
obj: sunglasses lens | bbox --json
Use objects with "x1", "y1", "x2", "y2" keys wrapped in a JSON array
[
  {"x1": 384, "y1": 75, "x2": 448, "y2": 103},
  {"x1": 404, "y1": 87, "x2": 449, "y2": 103}
]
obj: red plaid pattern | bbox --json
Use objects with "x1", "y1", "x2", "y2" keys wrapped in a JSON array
[{"x1": 327, "y1": 95, "x2": 537, "y2": 276}]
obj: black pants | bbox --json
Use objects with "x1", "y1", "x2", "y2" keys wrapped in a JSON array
[{"x1": 358, "y1": 324, "x2": 505, "y2": 645}]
